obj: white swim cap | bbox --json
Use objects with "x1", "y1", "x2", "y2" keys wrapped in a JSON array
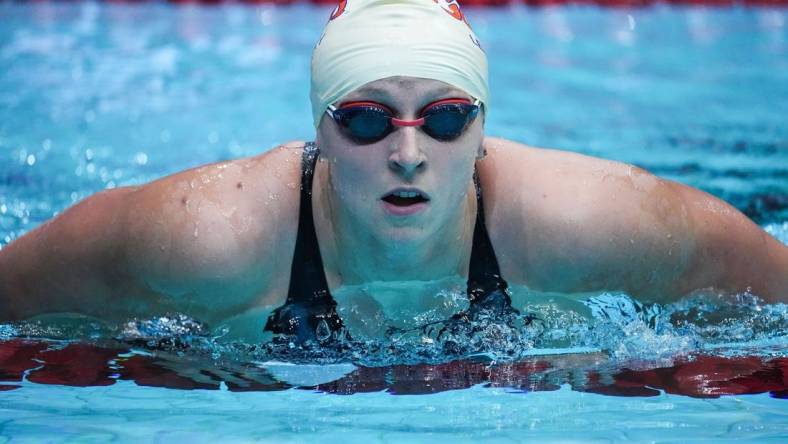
[{"x1": 310, "y1": 0, "x2": 489, "y2": 128}]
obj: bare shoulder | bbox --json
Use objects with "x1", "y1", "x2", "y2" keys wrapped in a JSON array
[
  {"x1": 478, "y1": 137, "x2": 693, "y2": 298},
  {"x1": 123, "y1": 141, "x2": 307, "y2": 317},
  {"x1": 479, "y1": 137, "x2": 661, "y2": 209}
]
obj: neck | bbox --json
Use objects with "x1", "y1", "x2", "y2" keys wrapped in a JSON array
[{"x1": 312, "y1": 161, "x2": 477, "y2": 288}]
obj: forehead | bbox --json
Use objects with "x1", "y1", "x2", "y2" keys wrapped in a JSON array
[{"x1": 340, "y1": 76, "x2": 472, "y2": 106}]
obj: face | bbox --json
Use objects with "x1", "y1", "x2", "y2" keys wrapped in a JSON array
[{"x1": 315, "y1": 76, "x2": 484, "y2": 244}]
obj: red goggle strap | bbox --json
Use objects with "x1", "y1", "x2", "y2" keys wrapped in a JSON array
[
  {"x1": 419, "y1": 98, "x2": 473, "y2": 113},
  {"x1": 335, "y1": 98, "x2": 475, "y2": 128},
  {"x1": 337, "y1": 101, "x2": 394, "y2": 114},
  {"x1": 394, "y1": 99, "x2": 474, "y2": 126},
  {"x1": 391, "y1": 117, "x2": 425, "y2": 127}
]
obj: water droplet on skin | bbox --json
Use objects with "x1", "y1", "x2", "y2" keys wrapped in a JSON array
[
  {"x1": 193, "y1": 223, "x2": 199, "y2": 238},
  {"x1": 220, "y1": 206, "x2": 237, "y2": 218},
  {"x1": 666, "y1": 234, "x2": 672, "y2": 239}
]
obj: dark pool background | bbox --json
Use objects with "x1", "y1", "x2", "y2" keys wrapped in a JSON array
[{"x1": 0, "y1": 2, "x2": 787, "y2": 442}]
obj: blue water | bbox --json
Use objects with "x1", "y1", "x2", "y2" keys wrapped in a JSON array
[
  {"x1": 1, "y1": 2, "x2": 787, "y2": 442},
  {"x1": 3, "y1": 381, "x2": 786, "y2": 442}
]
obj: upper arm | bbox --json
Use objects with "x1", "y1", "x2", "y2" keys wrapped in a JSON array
[
  {"x1": 486, "y1": 142, "x2": 692, "y2": 300},
  {"x1": 670, "y1": 182, "x2": 788, "y2": 302},
  {"x1": 122, "y1": 144, "x2": 303, "y2": 322},
  {"x1": 481, "y1": 138, "x2": 787, "y2": 302},
  {"x1": 0, "y1": 187, "x2": 143, "y2": 321},
  {"x1": 0, "y1": 142, "x2": 305, "y2": 323}
]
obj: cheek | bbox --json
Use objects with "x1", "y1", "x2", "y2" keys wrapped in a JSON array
[
  {"x1": 440, "y1": 135, "x2": 481, "y2": 176},
  {"x1": 324, "y1": 149, "x2": 383, "y2": 207},
  {"x1": 435, "y1": 137, "x2": 482, "y2": 202},
  {"x1": 447, "y1": 155, "x2": 476, "y2": 198},
  {"x1": 318, "y1": 125, "x2": 380, "y2": 194}
]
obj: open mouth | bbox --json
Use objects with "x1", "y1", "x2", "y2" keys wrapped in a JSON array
[{"x1": 381, "y1": 190, "x2": 430, "y2": 207}]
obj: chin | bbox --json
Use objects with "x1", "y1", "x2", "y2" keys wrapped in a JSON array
[
  {"x1": 374, "y1": 220, "x2": 432, "y2": 246},
  {"x1": 375, "y1": 198, "x2": 451, "y2": 240}
]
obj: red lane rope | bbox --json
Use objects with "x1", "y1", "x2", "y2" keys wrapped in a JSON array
[{"x1": 2, "y1": 340, "x2": 788, "y2": 397}]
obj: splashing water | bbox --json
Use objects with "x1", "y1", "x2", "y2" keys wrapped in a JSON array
[{"x1": 2, "y1": 288, "x2": 785, "y2": 369}]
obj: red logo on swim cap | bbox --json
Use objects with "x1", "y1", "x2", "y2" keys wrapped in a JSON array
[
  {"x1": 330, "y1": 0, "x2": 348, "y2": 21},
  {"x1": 432, "y1": 0, "x2": 466, "y2": 24}
]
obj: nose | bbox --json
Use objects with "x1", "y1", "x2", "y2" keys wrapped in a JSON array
[{"x1": 387, "y1": 127, "x2": 425, "y2": 178}]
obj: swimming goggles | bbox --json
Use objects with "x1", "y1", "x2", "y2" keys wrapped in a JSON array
[{"x1": 326, "y1": 98, "x2": 481, "y2": 144}]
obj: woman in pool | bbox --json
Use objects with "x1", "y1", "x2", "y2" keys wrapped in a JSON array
[{"x1": 0, "y1": 0, "x2": 786, "y2": 341}]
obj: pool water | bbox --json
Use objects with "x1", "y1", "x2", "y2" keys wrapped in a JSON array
[{"x1": 1, "y1": 2, "x2": 787, "y2": 442}]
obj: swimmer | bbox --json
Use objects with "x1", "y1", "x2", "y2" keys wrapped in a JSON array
[{"x1": 0, "y1": 0, "x2": 786, "y2": 341}]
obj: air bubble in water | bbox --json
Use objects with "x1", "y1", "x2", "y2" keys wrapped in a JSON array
[
  {"x1": 134, "y1": 152, "x2": 148, "y2": 165},
  {"x1": 316, "y1": 320, "x2": 331, "y2": 342}
]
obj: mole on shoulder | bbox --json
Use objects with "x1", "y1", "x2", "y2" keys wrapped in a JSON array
[
  {"x1": 181, "y1": 196, "x2": 188, "y2": 205},
  {"x1": 236, "y1": 182, "x2": 244, "y2": 189}
]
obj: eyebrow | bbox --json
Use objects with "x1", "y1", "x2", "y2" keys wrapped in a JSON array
[{"x1": 347, "y1": 86, "x2": 393, "y2": 99}]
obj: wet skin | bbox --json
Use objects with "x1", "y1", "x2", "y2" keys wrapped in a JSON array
[{"x1": 0, "y1": 77, "x2": 786, "y2": 335}]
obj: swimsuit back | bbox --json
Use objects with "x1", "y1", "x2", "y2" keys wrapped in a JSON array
[{"x1": 264, "y1": 143, "x2": 511, "y2": 341}]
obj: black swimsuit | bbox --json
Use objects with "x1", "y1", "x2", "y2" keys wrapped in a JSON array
[{"x1": 264, "y1": 142, "x2": 512, "y2": 341}]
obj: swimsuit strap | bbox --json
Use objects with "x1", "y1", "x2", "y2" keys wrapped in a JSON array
[
  {"x1": 264, "y1": 143, "x2": 344, "y2": 339},
  {"x1": 467, "y1": 171, "x2": 512, "y2": 307}
]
